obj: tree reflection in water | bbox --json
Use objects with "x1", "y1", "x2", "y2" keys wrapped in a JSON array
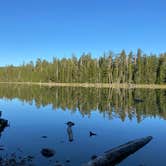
[{"x1": 0, "y1": 84, "x2": 165, "y2": 123}]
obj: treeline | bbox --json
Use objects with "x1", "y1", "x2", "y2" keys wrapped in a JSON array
[
  {"x1": 0, "y1": 84, "x2": 165, "y2": 122},
  {"x1": 0, "y1": 49, "x2": 165, "y2": 84}
]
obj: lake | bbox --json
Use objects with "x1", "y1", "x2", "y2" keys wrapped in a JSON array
[{"x1": 0, "y1": 84, "x2": 166, "y2": 166}]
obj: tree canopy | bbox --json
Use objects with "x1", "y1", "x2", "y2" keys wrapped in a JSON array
[{"x1": 0, "y1": 49, "x2": 165, "y2": 84}]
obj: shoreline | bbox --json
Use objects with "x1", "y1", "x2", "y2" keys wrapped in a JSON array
[{"x1": 0, "y1": 82, "x2": 166, "y2": 89}]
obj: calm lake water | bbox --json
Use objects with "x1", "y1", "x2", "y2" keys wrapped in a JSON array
[{"x1": 0, "y1": 85, "x2": 166, "y2": 166}]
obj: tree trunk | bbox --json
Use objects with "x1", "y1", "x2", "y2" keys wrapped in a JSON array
[{"x1": 83, "y1": 136, "x2": 152, "y2": 166}]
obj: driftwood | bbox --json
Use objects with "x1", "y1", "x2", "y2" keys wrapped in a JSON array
[
  {"x1": 66, "y1": 121, "x2": 75, "y2": 142},
  {"x1": 83, "y1": 136, "x2": 152, "y2": 166},
  {"x1": 67, "y1": 126, "x2": 74, "y2": 142}
]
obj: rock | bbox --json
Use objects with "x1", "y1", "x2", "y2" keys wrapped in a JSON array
[
  {"x1": 8, "y1": 158, "x2": 17, "y2": 165},
  {"x1": 27, "y1": 155, "x2": 34, "y2": 159},
  {"x1": 66, "y1": 159, "x2": 70, "y2": 163},
  {"x1": 89, "y1": 131, "x2": 96, "y2": 137},
  {"x1": 91, "y1": 155, "x2": 97, "y2": 160},
  {"x1": 54, "y1": 164, "x2": 64, "y2": 166},
  {"x1": 66, "y1": 121, "x2": 75, "y2": 127},
  {"x1": 41, "y1": 136, "x2": 47, "y2": 138},
  {"x1": 0, "y1": 118, "x2": 8, "y2": 133},
  {"x1": 41, "y1": 148, "x2": 55, "y2": 158}
]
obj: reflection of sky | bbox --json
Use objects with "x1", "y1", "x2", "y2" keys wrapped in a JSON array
[{"x1": 0, "y1": 98, "x2": 166, "y2": 165}]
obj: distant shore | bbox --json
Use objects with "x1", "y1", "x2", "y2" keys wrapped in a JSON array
[{"x1": 0, "y1": 82, "x2": 166, "y2": 89}]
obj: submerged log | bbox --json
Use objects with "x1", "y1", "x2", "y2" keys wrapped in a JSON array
[
  {"x1": 66, "y1": 121, "x2": 75, "y2": 142},
  {"x1": 67, "y1": 125, "x2": 74, "y2": 142},
  {"x1": 83, "y1": 136, "x2": 152, "y2": 166}
]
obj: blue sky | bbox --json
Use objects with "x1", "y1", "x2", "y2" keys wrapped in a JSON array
[{"x1": 0, "y1": 0, "x2": 165, "y2": 66}]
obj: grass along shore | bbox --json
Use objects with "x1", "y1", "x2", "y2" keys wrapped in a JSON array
[{"x1": 0, "y1": 82, "x2": 166, "y2": 89}]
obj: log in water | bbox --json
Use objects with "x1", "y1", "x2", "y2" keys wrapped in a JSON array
[{"x1": 83, "y1": 136, "x2": 153, "y2": 166}]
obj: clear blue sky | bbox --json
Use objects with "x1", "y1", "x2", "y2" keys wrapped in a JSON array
[{"x1": 0, "y1": 0, "x2": 165, "y2": 66}]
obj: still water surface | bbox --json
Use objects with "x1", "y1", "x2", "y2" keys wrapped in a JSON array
[{"x1": 0, "y1": 85, "x2": 166, "y2": 165}]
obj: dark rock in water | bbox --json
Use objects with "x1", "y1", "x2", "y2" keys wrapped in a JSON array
[
  {"x1": 89, "y1": 131, "x2": 96, "y2": 137},
  {"x1": 55, "y1": 164, "x2": 64, "y2": 166},
  {"x1": 8, "y1": 158, "x2": 17, "y2": 165},
  {"x1": 66, "y1": 159, "x2": 70, "y2": 163},
  {"x1": 66, "y1": 121, "x2": 75, "y2": 127},
  {"x1": 91, "y1": 155, "x2": 97, "y2": 160},
  {"x1": 41, "y1": 136, "x2": 47, "y2": 138},
  {"x1": 0, "y1": 148, "x2": 4, "y2": 150},
  {"x1": 27, "y1": 155, "x2": 34, "y2": 159},
  {"x1": 0, "y1": 119, "x2": 8, "y2": 128},
  {"x1": 41, "y1": 148, "x2": 55, "y2": 158},
  {"x1": 0, "y1": 153, "x2": 35, "y2": 165},
  {"x1": 0, "y1": 117, "x2": 9, "y2": 134}
]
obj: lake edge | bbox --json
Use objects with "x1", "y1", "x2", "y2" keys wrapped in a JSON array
[{"x1": 0, "y1": 82, "x2": 166, "y2": 89}]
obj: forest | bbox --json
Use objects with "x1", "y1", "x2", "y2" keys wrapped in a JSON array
[{"x1": 0, "y1": 49, "x2": 165, "y2": 84}]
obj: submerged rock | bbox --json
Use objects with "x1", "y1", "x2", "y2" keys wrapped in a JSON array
[
  {"x1": 0, "y1": 153, "x2": 35, "y2": 166},
  {"x1": 41, "y1": 148, "x2": 55, "y2": 158},
  {"x1": 66, "y1": 121, "x2": 75, "y2": 127},
  {"x1": 91, "y1": 155, "x2": 97, "y2": 160},
  {"x1": 54, "y1": 164, "x2": 64, "y2": 166},
  {"x1": 89, "y1": 131, "x2": 96, "y2": 137},
  {"x1": 66, "y1": 159, "x2": 70, "y2": 163},
  {"x1": 0, "y1": 116, "x2": 9, "y2": 137},
  {"x1": 0, "y1": 119, "x2": 8, "y2": 129}
]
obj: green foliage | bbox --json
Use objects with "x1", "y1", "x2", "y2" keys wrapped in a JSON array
[{"x1": 0, "y1": 49, "x2": 165, "y2": 84}]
